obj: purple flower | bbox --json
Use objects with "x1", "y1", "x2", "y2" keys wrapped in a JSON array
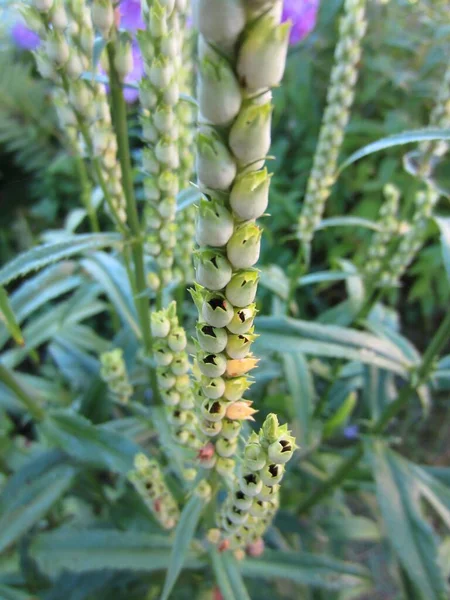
[
  {"x1": 11, "y1": 22, "x2": 41, "y2": 51},
  {"x1": 119, "y1": 0, "x2": 145, "y2": 32},
  {"x1": 343, "y1": 424, "x2": 359, "y2": 440},
  {"x1": 123, "y1": 40, "x2": 144, "y2": 103},
  {"x1": 282, "y1": 0, "x2": 319, "y2": 45}
]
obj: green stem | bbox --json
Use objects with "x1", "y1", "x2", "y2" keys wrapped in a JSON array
[
  {"x1": 73, "y1": 151, "x2": 99, "y2": 232},
  {"x1": 297, "y1": 307, "x2": 450, "y2": 514},
  {"x1": 0, "y1": 363, "x2": 44, "y2": 421},
  {"x1": 286, "y1": 243, "x2": 308, "y2": 316},
  {"x1": 107, "y1": 42, "x2": 160, "y2": 404}
]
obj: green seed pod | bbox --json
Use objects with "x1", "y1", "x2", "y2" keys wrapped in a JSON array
[
  {"x1": 229, "y1": 100, "x2": 272, "y2": 167},
  {"x1": 197, "y1": 40, "x2": 242, "y2": 125},
  {"x1": 196, "y1": 322, "x2": 228, "y2": 353},
  {"x1": 223, "y1": 377, "x2": 251, "y2": 402},
  {"x1": 91, "y1": 0, "x2": 114, "y2": 38},
  {"x1": 46, "y1": 31, "x2": 70, "y2": 67},
  {"x1": 268, "y1": 434, "x2": 296, "y2": 464},
  {"x1": 200, "y1": 418, "x2": 223, "y2": 437},
  {"x1": 197, "y1": 351, "x2": 228, "y2": 378},
  {"x1": 227, "y1": 504, "x2": 249, "y2": 525},
  {"x1": 154, "y1": 345, "x2": 174, "y2": 367},
  {"x1": 227, "y1": 304, "x2": 257, "y2": 335},
  {"x1": 166, "y1": 407, "x2": 188, "y2": 426},
  {"x1": 168, "y1": 327, "x2": 187, "y2": 352},
  {"x1": 34, "y1": 0, "x2": 54, "y2": 11},
  {"x1": 234, "y1": 489, "x2": 253, "y2": 511},
  {"x1": 194, "y1": 0, "x2": 246, "y2": 46},
  {"x1": 260, "y1": 462, "x2": 285, "y2": 486},
  {"x1": 196, "y1": 129, "x2": 237, "y2": 191},
  {"x1": 201, "y1": 292, "x2": 234, "y2": 328},
  {"x1": 201, "y1": 398, "x2": 227, "y2": 422},
  {"x1": 237, "y1": 15, "x2": 290, "y2": 92},
  {"x1": 149, "y1": 56, "x2": 174, "y2": 88},
  {"x1": 195, "y1": 196, "x2": 234, "y2": 248},
  {"x1": 249, "y1": 498, "x2": 269, "y2": 518},
  {"x1": 215, "y1": 457, "x2": 236, "y2": 478},
  {"x1": 170, "y1": 353, "x2": 190, "y2": 376},
  {"x1": 239, "y1": 470, "x2": 263, "y2": 497},
  {"x1": 229, "y1": 168, "x2": 271, "y2": 221},
  {"x1": 257, "y1": 483, "x2": 280, "y2": 501},
  {"x1": 154, "y1": 105, "x2": 176, "y2": 132},
  {"x1": 202, "y1": 376, "x2": 226, "y2": 400},
  {"x1": 114, "y1": 40, "x2": 134, "y2": 81},
  {"x1": 227, "y1": 222, "x2": 262, "y2": 269},
  {"x1": 221, "y1": 418, "x2": 242, "y2": 440},
  {"x1": 151, "y1": 313, "x2": 171, "y2": 338},
  {"x1": 140, "y1": 80, "x2": 158, "y2": 110},
  {"x1": 225, "y1": 270, "x2": 259, "y2": 307},
  {"x1": 155, "y1": 138, "x2": 179, "y2": 169},
  {"x1": 195, "y1": 250, "x2": 233, "y2": 291},
  {"x1": 226, "y1": 331, "x2": 257, "y2": 360},
  {"x1": 216, "y1": 437, "x2": 238, "y2": 458},
  {"x1": 243, "y1": 438, "x2": 267, "y2": 471},
  {"x1": 175, "y1": 374, "x2": 190, "y2": 392},
  {"x1": 157, "y1": 368, "x2": 176, "y2": 390}
]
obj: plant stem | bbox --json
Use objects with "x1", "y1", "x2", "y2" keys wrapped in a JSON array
[
  {"x1": 73, "y1": 151, "x2": 99, "y2": 232},
  {"x1": 286, "y1": 243, "x2": 308, "y2": 316},
  {"x1": 107, "y1": 42, "x2": 160, "y2": 404},
  {"x1": 297, "y1": 307, "x2": 450, "y2": 514},
  {"x1": 0, "y1": 363, "x2": 44, "y2": 421}
]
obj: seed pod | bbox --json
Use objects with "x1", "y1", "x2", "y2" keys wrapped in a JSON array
[
  {"x1": 221, "y1": 418, "x2": 242, "y2": 440},
  {"x1": 268, "y1": 434, "x2": 297, "y2": 464},
  {"x1": 257, "y1": 483, "x2": 280, "y2": 501},
  {"x1": 149, "y1": 56, "x2": 174, "y2": 88},
  {"x1": 194, "y1": 0, "x2": 246, "y2": 46},
  {"x1": 151, "y1": 313, "x2": 171, "y2": 338},
  {"x1": 154, "y1": 344, "x2": 174, "y2": 367},
  {"x1": 216, "y1": 437, "x2": 238, "y2": 458},
  {"x1": 196, "y1": 196, "x2": 234, "y2": 248},
  {"x1": 175, "y1": 374, "x2": 190, "y2": 392},
  {"x1": 195, "y1": 250, "x2": 233, "y2": 291},
  {"x1": 196, "y1": 129, "x2": 237, "y2": 191},
  {"x1": 200, "y1": 418, "x2": 223, "y2": 437},
  {"x1": 157, "y1": 368, "x2": 176, "y2": 390},
  {"x1": 170, "y1": 354, "x2": 190, "y2": 376},
  {"x1": 227, "y1": 222, "x2": 262, "y2": 269},
  {"x1": 227, "y1": 304, "x2": 257, "y2": 335},
  {"x1": 260, "y1": 462, "x2": 285, "y2": 486},
  {"x1": 91, "y1": 0, "x2": 115, "y2": 38},
  {"x1": 225, "y1": 270, "x2": 259, "y2": 307},
  {"x1": 200, "y1": 291, "x2": 234, "y2": 328},
  {"x1": 168, "y1": 327, "x2": 187, "y2": 352},
  {"x1": 114, "y1": 40, "x2": 134, "y2": 82},
  {"x1": 244, "y1": 436, "x2": 267, "y2": 471},
  {"x1": 249, "y1": 498, "x2": 269, "y2": 518},
  {"x1": 46, "y1": 31, "x2": 70, "y2": 66},
  {"x1": 227, "y1": 504, "x2": 249, "y2": 525},
  {"x1": 197, "y1": 41, "x2": 242, "y2": 125},
  {"x1": 160, "y1": 389, "x2": 180, "y2": 406},
  {"x1": 230, "y1": 168, "x2": 271, "y2": 221},
  {"x1": 216, "y1": 457, "x2": 236, "y2": 478},
  {"x1": 234, "y1": 489, "x2": 253, "y2": 510},
  {"x1": 229, "y1": 100, "x2": 272, "y2": 167},
  {"x1": 226, "y1": 331, "x2": 257, "y2": 360},
  {"x1": 202, "y1": 376, "x2": 226, "y2": 400},
  {"x1": 196, "y1": 322, "x2": 228, "y2": 354},
  {"x1": 34, "y1": 0, "x2": 54, "y2": 11},
  {"x1": 237, "y1": 14, "x2": 290, "y2": 92}
]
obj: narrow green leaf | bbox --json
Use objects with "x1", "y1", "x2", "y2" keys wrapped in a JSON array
[
  {"x1": 160, "y1": 493, "x2": 206, "y2": 600},
  {"x1": 435, "y1": 217, "x2": 450, "y2": 284},
  {"x1": 211, "y1": 551, "x2": 251, "y2": 600},
  {"x1": 240, "y1": 550, "x2": 372, "y2": 590},
  {"x1": 321, "y1": 515, "x2": 381, "y2": 542},
  {"x1": 338, "y1": 128, "x2": 450, "y2": 173},
  {"x1": 0, "y1": 287, "x2": 23, "y2": 345},
  {"x1": 0, "y1": 233, "x2": 121, "y2": 286},
  {"x1": 176, "y1": 187, "x2": 202, "y2": 212},
  {"x1": 39, "y1": 410, "x2": 142, "y2": 475},
  {"x1": 323, "y1": 392, "x2": 357, "y2": 439},
  {"x1": 29, "y1": 529, "x2": 205, "y2": 578},
  {"x1": 298, "y1": 271, "x2": 354, "y2": 287},
  {"x1": 409, "y1": 464, "x2": 450, "y2": 530},
  {"x1": 368, "y1": 440, "x2": 448, "y2": 599},
  {"x1": 0, "y1": 455, "x2": 76, "y2": 552},
  {"x1": 315, "y1": 216, "x2": 382, "y2": 232},
  {"x1": 0, "y1": 585, "x2": 34, "y2": 600},
  {"x1": 282, "y1": 353, "x2": 314, "y2": 446}
]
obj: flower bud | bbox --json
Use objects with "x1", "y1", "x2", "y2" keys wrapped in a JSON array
[
  {"x1": 158, "y1": 196, "x2": 176, "y2": 219},
  {"x1": 196, "y1": 322, "x2": 228, "y2": 353},
  {"x1": 225, "y1": 400, "x2": 257, "y2": 421},
  {"x1": 230, "y1": 168, "x2": 271, "y2": 221},
  {"x1": 260, "y1": 463, "x2": 285, "y2": 486},
  {"x1": 34, "y1": 0, "x2": 53, "y2": 10},
  {"x1": 50, "y1": 0, "x2": 68, "y2": 30},
  {"x1": 226, "y1": 356, "x2": 259, "y2": 377},
  {"x1": 149, "y1": 2, "x2": 168, "y2": 37},
  {"x1": 229, "y1": 100, "x2": 272, "y2": 167},
  {"x1": 216, "y1": 457, "x2": 236, "y2": 478},
  {"x1": 175, "y1": 374, "x2": 190, "y2": 392},
  {"x1": 195, "y1": 480, "x2": 213, "y2": 499},
  {"x1": 227, "y1": 305, "x2": 257, "y2": 335},
  {"x1": 224, "y1": 377, "x2": 251, "y2": 402},
  {"x1": 195, "y1": 250, "x2": 232, "y2": 291},
  {"x1": 200, "y1": 418, "x2": 223, "y2": 437},
  {"x1": 225, "y1": 270, "x2": 259, "y2": 307},
  {"x1": 114, "y1": 40, "x2": 133, "y2": 81},
  {"x1": 170, "y1": 354, "x2": 190, "y2": 376},
  {"x1": 197, "y1": 351, "x2": 227, "y2": 378},
  {"x1": 260, "y1": 413, "x2": 280, "y2": 445},
  {"x1": 201, "y1": 292, "x2": 234, "y2": 328},
  {"x1": 91, "y1": 0, "x2": 115, "y2": 38},
  {"x1": 244, "y1": 437, "x2": 266, "y2": 471},
  {"x1": 233, "y1": 490, "x2": 252, "y2": 511},
  {"x1": 69, "y1": 81, "x2": 91, "y2": 113},
  {"x1": 237, "y1": 15, "x2": 290, "y2": 92},
  {"x1": 195, "y1": 196, "x2": 234, "y2": 248},
  {"x1": 162, "y1": 81, "x2": 180, "y2": 105},
  {"x1": 151, "y1": 313, "x2": 171, "y2": 338},
  {"x1": 149, "y1": 56, "x2": 174, "y2": 88},
  {"x1": 46, "y1": 31, "x2": 69, "y2": 66},
  {"x1": 194, "y1": 0, "x2": 246, "y2": 46},
  {"x1": 153, "y1": 106, "x2": 175, "y2": 133},
  {"x1": 221, "y1": 418, "x2": 241, "y2": 440},
  {"x1": 142, "y1": 149, "x2": 160, "y2": 175},
  {"x1": 147, "y1": 272, "x2": 161, "y2": 291},
  {"x1": 141, "y1": 115, "x2": 159, "y2": 143},
  {"x1": 239, "y1": 471, "x2": 263, "y2": 497},
  {"x1": 167, "y1": 327, "x2": 187, "y2": 352},
  {"x1": 155, "y1": 138, "x2": 179, "y2": 169},
  {"x1": 198, "y1": 41, "x2": 242, "y2": 125},
  {"x1": 268, "y1": 434, "x2": 296, "y2": 464},
  {"x1": 157, "y1": 368, "x2": 176, "y2": 390},
  {"x1": 216, "y1": 437, "x2": 238, "y2": 458},
  {"x1": 160, "y1": 389, "x2": 180, "y2": 406},
  {"x1": 196, "y1": 129, "x2": 237, "y2": 191},
  {"x1": 226, "y1": 331, "x2": 257, "y2": 360},
  {"x1": 202, "y1": 376, "x2": 226, "y2": 400},
  {"x1": 257, "y1": 483, "x2": 280, "y2": 501},
  {"x1": 140, "y1": 81, "x2": 158, "y2": 110},
  {"x1": 227, "y1": 223, "x2": 262, "y2": 269}
]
